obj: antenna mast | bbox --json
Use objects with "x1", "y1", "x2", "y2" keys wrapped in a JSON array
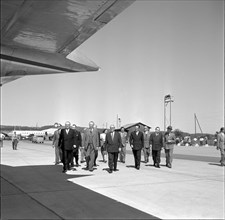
[{"x1": 194, "y1": 113, "x2": 203, "y2": 135}]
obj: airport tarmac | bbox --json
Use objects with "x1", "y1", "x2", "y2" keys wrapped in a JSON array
[{"x1": 1, "y1": 140, "x2": 224, "y2": 219}]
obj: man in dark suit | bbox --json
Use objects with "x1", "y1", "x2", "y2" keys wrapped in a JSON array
[
  {"x1": 71, "y1": 124, "x2": 82, "y2": 167},
  {"x1": 149, "y1": 127, "x2": 164, "y2": 168},
  {"x1": 58, "y1": 121, "x2": 77, "y2": 173},
  {"x1": 105, "y1": 125, "x2": 122, "y2": 173},
  {"x1": 129, "y1": 125, "x2": 144, "y2": 170}
]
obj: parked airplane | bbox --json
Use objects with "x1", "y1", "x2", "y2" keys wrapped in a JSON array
[
  {"x1": 7, "y1": 128, "x2": 58, "y2": 139},
  {"x1": 1, "y1": 0, "x2": 135, "y2": 85}
]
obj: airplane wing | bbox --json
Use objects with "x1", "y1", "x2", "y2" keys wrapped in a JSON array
[{"x1": 1, "y1": 0, "x2": 135, "y2": 85}]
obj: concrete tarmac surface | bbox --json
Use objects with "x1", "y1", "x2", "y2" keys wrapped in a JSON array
[{"x1": 1, "y1": 140, "x2": 224, "y2": 219}]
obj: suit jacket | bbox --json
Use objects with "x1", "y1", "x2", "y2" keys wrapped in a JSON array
[
  {"x1": 120, "y1": 131, "x2": 127, "y2": 146},
  {"x1": 52, "y1": 129, "x2": 60, "y2": 148},
  {"x1": 83, "y1": 128, "x2": 99, "y2": 150},
  {"x1": 73, "y1": 129, "x2": 82, "y2": 151},
  {"x1": 58, "y1": 128, "x2": 76, "y2": 150},
  {"x1": 149, "y1": 132, "x2": 164, "y2": 150},
  {"x1": 129, "y1": 131, "x2": 144, "y2": 150},
  {"x1": 105, "y1": 131, "x2": 122, "y2": 153},
  {"x1": 164, "y1": 132, "x2": 176, "y2": 149},
  {"x1": 143, "y1": 131, "x2": 151, "y2": 148}
]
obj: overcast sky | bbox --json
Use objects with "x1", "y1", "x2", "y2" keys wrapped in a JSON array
[{"x1": 1, "y1": 0, "x2": 224, "y2": 134}]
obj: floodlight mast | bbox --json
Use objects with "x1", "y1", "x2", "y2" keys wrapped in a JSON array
[{"x1": 164, "y1": 94, "x2": 174, "y2": 131}]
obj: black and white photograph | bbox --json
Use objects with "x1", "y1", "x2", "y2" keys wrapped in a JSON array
[{"x1": 1, "y1": 0, "x2": 224, "y2": 219}]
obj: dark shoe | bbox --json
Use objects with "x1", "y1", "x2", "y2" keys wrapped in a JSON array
[
  {"x1": 89, "y1": 169, "x2": 94, "y2": 172},
  {"x1": 62, "y1": 170, "x2": 67, "y2": 173},
  {"x1": 136, "y1": 166, "x2": 140, "y2": 170},
  {"x1": 167, "y1": 164, "x2": 172, "y2": 168},
  {"x1": 109, "y1": 169, "x2": 113, "y2": 173},
  {"x1": 156, "y1": 164, "x2": 160, "y2": 168},
  {"x1": 114, "y1": 169, "x2": 119, "y2": 171}
]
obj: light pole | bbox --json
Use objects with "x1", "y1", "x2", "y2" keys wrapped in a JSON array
[{"x1": 164, "y1": 94, "x2": 174, "y2": 131}]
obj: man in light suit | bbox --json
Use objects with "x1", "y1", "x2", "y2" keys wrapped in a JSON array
[
  {"x1": 143, "y1": 126, "x2": 151, "y2": 163},
  {"x1": 83, "y1": 121, "x2": 99, "y2": 172},
  {"x1": 58, "y1": 121, "x2": 77, "y2": 173},
  {"x1": 164, "y1": 126, "x2": 176, "y2": 168},
  {"x1": 119, "y1": 127, "x2": 127, "y2": 163},
  {"x1": 105, "y1": 125, "x2": 122, "y2": 173},
  {"x1": 217, "y1": 127, "x2": 224, "y2": 166},
  {"x1": 129, "y1": 125, "x2": 144, "y2": 170},
  {"x1": 52, "y1": 125, "x2": 62, "y2": 165}
]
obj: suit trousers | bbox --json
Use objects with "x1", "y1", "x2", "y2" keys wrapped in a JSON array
[
  {"x1": 119, "y1": 145, "x2": 126, "y2": 162},
  {"x1": 165, "y1": 148, "x2": 174, "y2": 166},
  {"x1": 54, "y1": 146, "x2": 61, "y2": 163},
  {"x1": 142, "y1": 147, "x2": 150, "y2": 162},
  {"x1": 86, "y1": 144, "x2": 95, "y2": 171},
  {"x1": 94, "y1": 148, "x2": 98, "y2": 165},
  {"x1": 71, "y1": 149, "x2": 79, "y2": 166},
  {"x1": 62, "y1": 149, "x2": 73, "y2": 171},
  {"x1": 132, "y1": 149, "x2": 141, "y2": 168},
  {"x1": 12, "y1": 140, "x2": 18, "y2": 150},
  {"x1": 108, "y1": 152, "x2": 119, "y2": 171},
  {"x1": 219, "y1": 147, "x2": 225, "y2": 165},
  {"x1": 152, "y1": 150, "x2": 161, "y2": 165},
  {"x1": 80, "y1": 147, "x2": 85, "y2": 162}
]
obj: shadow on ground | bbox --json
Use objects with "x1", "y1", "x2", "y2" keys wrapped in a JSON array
[{"x1": 1, "y1": 164, "x2": 159, "y2": 220}]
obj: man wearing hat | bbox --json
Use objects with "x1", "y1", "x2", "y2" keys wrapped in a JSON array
[{"x1": 164, "y1": 126, "x2": 176, "y2": 168}]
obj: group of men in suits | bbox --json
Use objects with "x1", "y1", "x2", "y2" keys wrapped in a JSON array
[
  {"x1": 129, "y1": 125, "x2": 175, "y2": 170},
  {"x1": 54, "y1": 121, "x2": 177, "y2": 173}
]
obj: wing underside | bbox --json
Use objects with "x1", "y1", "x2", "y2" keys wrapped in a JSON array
[{"x1": 1, "y1": 0, "x2": 135, "y2": 85}]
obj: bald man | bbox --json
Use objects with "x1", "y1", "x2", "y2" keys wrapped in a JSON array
[
  {"x1": 105, "y1": 125, "x2": 122, "y2": 173},
  {"x1": 58, "y1": 121, "x2": 77, "y2": 173}
]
